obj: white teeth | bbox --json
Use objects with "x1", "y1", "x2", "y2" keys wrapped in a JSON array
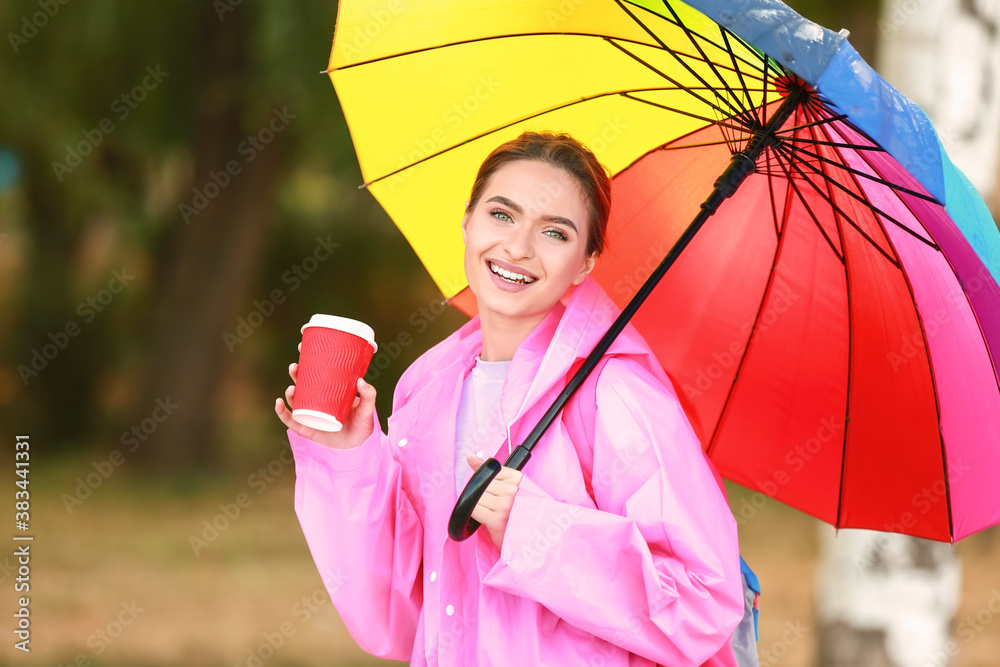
[{"x1": 489, "y1": 262, "x2": 536, "y2": 284}]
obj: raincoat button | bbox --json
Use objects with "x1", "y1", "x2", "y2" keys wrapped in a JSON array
[
  {"x1": 398, "y1": 438, "x2": 408, "y2": 447},
  {"x1": 430, "y1": 571, "x2": 437, "y2": 582},
  {"x1": 446, "y1": 604, "x2": 455, "y2": 616}
]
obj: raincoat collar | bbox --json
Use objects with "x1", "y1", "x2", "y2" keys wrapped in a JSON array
[{"x1": 439, "y1": 275, "x2": 660, "y2": 435}]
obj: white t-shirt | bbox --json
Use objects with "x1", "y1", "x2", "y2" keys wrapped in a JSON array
[{"x1": 454, "y1": 356, "x2": 511, "y2": 496}]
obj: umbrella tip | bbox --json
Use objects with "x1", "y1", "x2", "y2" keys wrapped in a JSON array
[
  {"x1": 838, "y1": 28, "x2": 850, "y2": 39},
  {"x1": 358, "y1": 182, "x2": 368, "y2": 190},
  {"x1": 320, "y1": 69, "x2": 329, "y2": 74}
]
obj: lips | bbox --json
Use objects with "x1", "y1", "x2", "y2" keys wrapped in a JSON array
[{"x1": 487, "y1": 259, "x2": 538, "y2": 284}]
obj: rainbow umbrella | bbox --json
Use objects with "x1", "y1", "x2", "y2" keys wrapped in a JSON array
[{"x1": 326, "y1": 0, "x2": 1000, "y2": 543}]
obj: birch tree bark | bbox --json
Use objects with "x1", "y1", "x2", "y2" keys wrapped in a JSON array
[
  {"x1": 816, "y1": 2, "x2": 1000, "y2": 665},
  {"x1": 877, "y1": 0, "x2": 1000, "y2": 212}
]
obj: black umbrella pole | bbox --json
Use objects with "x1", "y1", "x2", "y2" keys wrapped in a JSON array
[{"x1": 448, "y1": 83, "x2": 808, "y2": 542}]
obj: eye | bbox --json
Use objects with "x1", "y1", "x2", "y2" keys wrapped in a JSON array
[
  {"x1": 490, "y1": 208, "x2": 512, "y2": 223},
  {"x1": 544, "y1": 228, "x2": 569, "y2": 241}
]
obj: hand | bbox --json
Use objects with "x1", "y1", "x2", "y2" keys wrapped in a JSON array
[
  {"x1": 274, "y1": 343, "x2": 377, "y2": 450},
  {"x1": 466, "y1": 453, "x2": 523, "y2": 550}
]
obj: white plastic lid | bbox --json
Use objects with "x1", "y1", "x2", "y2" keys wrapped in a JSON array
[
  {"x1": 292, "y1": 409, "x2": 343, "y2": 432},
  {"x1": 301, "y1": 314, "x2": 377, "y2": 352}
]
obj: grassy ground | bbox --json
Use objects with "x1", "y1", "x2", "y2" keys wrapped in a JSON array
[{"x1": 2, "y1": 451, "x2": 998, "y2": 666}]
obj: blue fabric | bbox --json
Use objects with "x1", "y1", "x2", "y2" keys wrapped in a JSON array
[
  {"x1": 687, "y1": 0, "x2": 844, "y2": 85},
  {"x1": 941, "y1": 147, "x2": 1000, "y2": 284},
  {"x1": 814, "y1": 42, "x2": 946, "y2": 203},
  {"x1": 739, "y1": 556, "x2": 760, "y2": 594},
  {"x1": 739, "y1": 556, "x2": 760, "y2": 642}
]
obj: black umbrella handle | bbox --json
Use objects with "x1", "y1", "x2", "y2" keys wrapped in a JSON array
[{"x1": 447, "y1": 445, "x2": 532, "y2": 541}]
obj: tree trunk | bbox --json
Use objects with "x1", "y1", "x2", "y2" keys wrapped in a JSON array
[
  {"x1": 131, "y1": 3, "x2": 285, "y2": 469},
  {"x1": 816, "y1": 529, "x2": 960, "y2": 667},
  {"x1": 876, "y1": 0, "x2": 1000, "y2": 214}
]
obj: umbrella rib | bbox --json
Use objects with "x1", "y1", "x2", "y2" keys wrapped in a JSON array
[
  {"x1": 809, "y1": 121, "x2": 856, "y2": 536},
  {"x1": 620, "y1": 91, "x2": 753, "y2": 136},
  {"x1": 659, "y1": 138, "x2": 749, "y2": 150},
  {"x1": 612, "y1": 0, "x2": 752, "y2": 121},
  {"x1": 362, "y1": 87, "x2": 734, "y2": 187},
  {"x1": 606, "y1": 39, "x2": 748, "y2": 124},
  {"x1": 623, "y1": 0, "x2": 781, "y2": 82},
  {"x1": 832, "y1": 127, "x2": 1000, "y2": 432},
  {"x1": 776, "y1": 114, "x2": 850, "y2": 135},
  {"x1": 721, "y1": 28, "x2": 759, "y2": 127},
  {"x1": 765, "y1": 142, "x2": 781, "y2": 237},
  {"x1": 772, "y1": 151, "x2": 847, "y2": 263},
  {"x1": 773, "y1": 144, "x2": 903, "y2": 268},
  {"x1": 776, "y1": 142, "x2": 940, "y2": 252},
  {"x1": 780, "y1": 130, "x2": 940, "y2": 204},
  {"x1": 790, "y1": 107, "x2": 857, "y2": 533},
  {"x1": 805, "y1": 110, "x2": 957, "y2": 542},
  {"x1": 775, "y1": 136, "x2": 885, "y2": 152},
  {"x1": 656, "y1": 0, "x2": 754, "y2": 120},
  {"x1": 703, "y1": 177, "x2": 793, "y2": 457},
  {"x1": 331, "y1": 30, "x2": 721, "y2": 71}
]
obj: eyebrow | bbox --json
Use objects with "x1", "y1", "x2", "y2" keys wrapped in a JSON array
[{"x1": 485, "y1": 195, "x2": 579, "y2": 233}]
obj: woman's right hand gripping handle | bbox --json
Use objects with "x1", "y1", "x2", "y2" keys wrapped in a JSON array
[{"x1": 274, "y1": 344, "x2": 377, "y2": 450}]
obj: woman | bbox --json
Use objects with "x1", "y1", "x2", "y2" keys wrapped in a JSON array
[{"x1": 275, "y1": 132, "x2": 745, "y2": 666}]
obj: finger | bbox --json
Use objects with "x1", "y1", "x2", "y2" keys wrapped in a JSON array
[
  {"x1": 284, "y1": 384, "x2": 295, "y2": 409},
  {"x1": 274, "y1": 398, "x2": 294, "y2": 427},
  {"x1": 288, "y1": 362, "x2": 298, "y2": 382},
  {"x1": 297, "y1": 342, "x2": 302, "y2": 353},
  {"x1": 356, "y1": 378, "x2": 376, "y2": 413}
]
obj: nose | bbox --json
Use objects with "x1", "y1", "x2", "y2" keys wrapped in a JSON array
[{"x1": 502, "y1": 221, "x2": 534, "y2": 260}]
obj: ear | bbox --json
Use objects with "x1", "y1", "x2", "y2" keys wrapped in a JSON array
[
  {"x1": 572, "y1": 251, "x2": 598, "y2": 285},
  {"x1": 461, "y1": 210, "x2": 470, "y2": 243}
]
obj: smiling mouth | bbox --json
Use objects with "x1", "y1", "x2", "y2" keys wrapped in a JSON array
[{"x1": 488, "y1": 261, "x2": 537, "y2": 284}]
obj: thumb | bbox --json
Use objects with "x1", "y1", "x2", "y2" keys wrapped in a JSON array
[{"x1": 466, "y1": 452, "x2": 483, "y2": 470}]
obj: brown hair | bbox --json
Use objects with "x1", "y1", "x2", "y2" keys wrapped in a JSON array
[{"x1": 466, "y1": 131, "x2": 611, "y2": 257}]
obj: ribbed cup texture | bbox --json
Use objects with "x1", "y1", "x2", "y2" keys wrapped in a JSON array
[{"x1": 295, "y1": 328, "x2": 374, "y2": 424}]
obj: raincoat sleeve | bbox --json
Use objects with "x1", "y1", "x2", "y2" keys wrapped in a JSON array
[
  {"x1": 288, "y1": 392, "x2": 423, "y2": 661},
  {"x1": 483, "y1": 357, "x2": 743, "y2": 666}
]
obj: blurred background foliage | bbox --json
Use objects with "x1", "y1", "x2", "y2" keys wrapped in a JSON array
[{"x1": 0, "y1": 0, "x2": 884, "y2": 471}]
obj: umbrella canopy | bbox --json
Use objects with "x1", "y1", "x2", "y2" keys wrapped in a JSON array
[{"x1": 327, "y1": 0, "x2": 1000, "y2": 542}]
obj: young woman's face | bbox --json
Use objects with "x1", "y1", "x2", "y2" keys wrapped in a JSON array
[{"x1": 462, "y1": 159, "x2": 596, "y2": 326}]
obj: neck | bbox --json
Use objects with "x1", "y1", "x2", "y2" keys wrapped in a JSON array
[{"x1": 478, "y1": 309, "x2": 547, "y2": 361}]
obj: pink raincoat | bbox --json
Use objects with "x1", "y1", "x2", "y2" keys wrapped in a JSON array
[{"x1": 289, "y1": 276, "x2": 744, "y2": 666}]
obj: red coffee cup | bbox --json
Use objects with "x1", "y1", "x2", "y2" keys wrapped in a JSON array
[{"x1": 292, "y1": 315, "x2": 377, "y2": 432}]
